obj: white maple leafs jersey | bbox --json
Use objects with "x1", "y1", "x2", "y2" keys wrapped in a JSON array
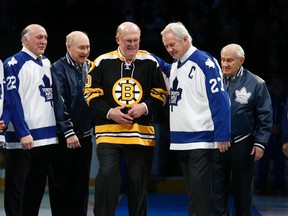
[
  {"x1": 3, "y1": 48, "x2": 58, "y2": 149},
  {"x1": 168, "y1": 47, "x2": 230, "y2": 150}
]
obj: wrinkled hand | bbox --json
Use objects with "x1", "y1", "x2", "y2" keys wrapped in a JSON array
[
  {"x1": 0, "y1": 120, "x2": 6, "y2": 133},
  {"x1": 66, "y1": 135, "x2": 81, "y2": 149},
  {"x1": 282, "y1": 143, "x2": 288, "y2": 158},
  {"x1": 217, "y1": 141, "x2": 230, "y2": 153},
  {"x1": 127, "y1": 104, "x2": 146, "y2": 119},
  {"x1": 20, "y1": 135, "x2": 34, "y2": 150},
  {"x1": 109, "y1": 106, "x2": 134, "y2": 125},
  {"x1": 251, "y1": 146, "x2": 264, "y2": 161}
]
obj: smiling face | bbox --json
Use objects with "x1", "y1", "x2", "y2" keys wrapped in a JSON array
[
  {"x1": 66, "y1": 31, "x2": 90, "y2": 65},
  {"x1": 22, "y1": 24, "x2": 48, "y2": 56},
  {"x1": 116, "y1": 22, "x2": 141, "y2": 62}
]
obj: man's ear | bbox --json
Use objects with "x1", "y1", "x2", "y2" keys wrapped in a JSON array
[
  {"x1": 183, "y1": 36, "x2": 189, "y2": 44},
  {"x1": 115, "y1": 36, "x2": 120, "y2": 45}
]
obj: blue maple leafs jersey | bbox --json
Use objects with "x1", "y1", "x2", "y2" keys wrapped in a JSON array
[
  {"x1": 152, "y1": 46, "x2": 231, "y2": 150},
  {"x1": 3, "y1": 48, "x2": 58, "y2": 149}
]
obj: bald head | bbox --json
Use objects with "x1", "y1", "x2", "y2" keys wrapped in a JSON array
[
  {"x1": 116, "y1": 22, "x2": 141, "y2": 38},
  {"x1": 21, "y1": 24, "x2": 48, "y2": 56},
  {"x1": 66, "y1": 31, "x2": 89, "y2": 47},
  {"x1": 66, "y1": 31, "x2": 90, "y2": 65},
  {"x1": 21, "y1": 24, "x2": 46, "y2": 43},
  {"x1": 115, "y1": 22, "x2": 141, "y2": 62}
]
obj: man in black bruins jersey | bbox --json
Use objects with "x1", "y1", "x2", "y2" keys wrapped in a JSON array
[{"x1": 85, "y1": 21, "x2": 168, "y2": 216}]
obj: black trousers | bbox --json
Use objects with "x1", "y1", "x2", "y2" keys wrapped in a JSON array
[
  {"x1": 93, "y1": 143, "x2": 154, "y2": 216},
  {"x1": 48, "y1": 135, "x2": 93, "y2": 216},
  {"x1": 178, "y1": 149, "x2": 217, "y2": 216},
  {"x1": 4, "y1": 145, "x2": 54, "y2": 216},
  {"x1": 255, "y1": 134, "x2": 286, "y2": 194},
  {"x1": 212, "y1": 136, "x2": 254, "y2": 216}
]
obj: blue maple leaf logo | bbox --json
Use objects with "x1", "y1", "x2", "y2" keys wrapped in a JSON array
[
  {"x1": 170, "y1": 77, "x2": 182, "y2": 112},
  {"x1": 39, "y1": 74, "x2": 53, "y2": 106}
]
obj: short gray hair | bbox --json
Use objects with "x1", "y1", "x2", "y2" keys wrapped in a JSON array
[
  {"x1": 221, "y1": 43, "x2": 245, "y2": 58},
  {"x1": 161, "y1": 22, "x2": 192, "y2": 43}
]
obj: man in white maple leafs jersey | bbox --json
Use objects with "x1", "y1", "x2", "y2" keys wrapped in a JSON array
[
  {"x1": 3, "y1": 24, "x2": 58, "y2": 216},
  {"x1": 213, "y1": 43, "x2": 272, "y2": 216},
  {"x1": 152, "y1": 22, "x2": 231, "y2": 216}
]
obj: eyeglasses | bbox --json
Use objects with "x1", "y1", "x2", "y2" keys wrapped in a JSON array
[{"x1": 123, "y1": 39, "x2": 140, "y2": 45}]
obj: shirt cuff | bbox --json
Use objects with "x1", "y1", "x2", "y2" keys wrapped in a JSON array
[
  {"x1": 141, "y1": 102, "x2": 148, "y2": 115},
  {"x1": 107, "y1": 108, "x2": 113, "y2": 120},
  {"x1": 254, "y1": 143, "x2": 265, "y2": 150}
]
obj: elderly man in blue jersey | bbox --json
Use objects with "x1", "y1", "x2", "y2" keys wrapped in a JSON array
[
  {"x1": 152, "y1": 22, "x2": 231, "y2": 216},
  {"x1": 3, "y1": 24, "x2": 58, "y2": 216},
  {"x1": 213, "y1": 43, "x2": 272, "y2": 216}
]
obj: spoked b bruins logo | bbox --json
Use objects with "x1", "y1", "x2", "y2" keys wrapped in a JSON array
[{"x1": 113, "y1": 77, "x2": 143, "y2": 107}]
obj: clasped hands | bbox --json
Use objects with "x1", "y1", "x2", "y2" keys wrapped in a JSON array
[{"x1": 109, "y1": 104, "x2": 146, "y2": 125}]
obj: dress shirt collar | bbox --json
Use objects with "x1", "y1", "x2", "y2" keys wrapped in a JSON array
[{"x1": 22, "y1": 47, "x2": 42, "y2": 61}]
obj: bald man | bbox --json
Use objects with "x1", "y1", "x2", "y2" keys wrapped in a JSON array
[
  {"x1": 85, "y1": 21, "x2": 168, "y2": 216},
  {"x1": 3, "y1": 24, "x2": 58, "y2": 216},
  {"x1": 48, "y1": 31, "x2": 96, "y2": 216}
]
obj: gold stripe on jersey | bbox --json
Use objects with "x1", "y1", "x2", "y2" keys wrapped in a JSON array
[
  {"x1": 150, "y1": 88, "x2": 168, "y2": 106},
  {"x1": 93, "y1": 50, "x2": 158, "y2": 67},
  {"x1": 96, "y1": 123, "x2": 155, "y2": 134},
  {"x1": 96, "y1": 136, "x2": 155, "y2": 146},
  {"x1": 84, "y1": 87, "x2": 104, "y2": 105},
  {"x1": 94, "y1": 123, "x2": 156, "y2": 146}
]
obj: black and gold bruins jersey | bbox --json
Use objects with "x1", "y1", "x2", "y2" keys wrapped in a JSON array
[{"x1": 85, "y1": 49, "x2": 168, "y2": 146}]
